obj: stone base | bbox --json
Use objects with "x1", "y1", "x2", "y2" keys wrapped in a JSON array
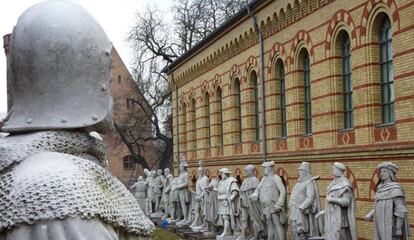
[{"x1": 308, "y1": 237, "x2": 325, "y2": 240}]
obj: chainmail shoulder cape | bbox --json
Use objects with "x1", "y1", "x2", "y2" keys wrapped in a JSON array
[{"x1": 0, "y1": 131, "x2": 155, "y2": 236}]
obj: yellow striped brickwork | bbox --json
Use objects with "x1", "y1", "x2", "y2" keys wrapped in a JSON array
[{"x1": 167, "y1": 0, "x2": 414, "y2": 238}]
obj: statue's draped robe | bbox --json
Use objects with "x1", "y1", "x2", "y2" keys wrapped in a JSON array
[
  {"x1": 0, "y1": 131, "x2": 154, "y2": 240},
  {"x1": 289, "y1": 175, "x2": 322, "y2": 239},
  {"x1": 204, "y1": 179, "x2": 219, "y2": 227},
  {"x1": 240, "y1": 176, "x2": 264, "y2": 233},
  {"x1": 131, "y1": 181, "x2": 148, "y2": 215},
  {"x1": 374, "y1": 182, "x2": 410, "y2": 240},
  {"x1": 192, "y1": 175, "x2": 209, "y2": 226},
  {"x1": 217, "y1": 177, "x2": 241, "y2": 231},
  {"x1": 324, "y1": 176, "x2": 357, "y2": 240},
  {"x1": 162, "y1": 174, "x2": 173, "y2": 216}
]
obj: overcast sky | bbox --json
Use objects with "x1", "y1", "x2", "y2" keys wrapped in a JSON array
[{"x1": 0, "y1": 0, "x2": 172, "y2": 117}]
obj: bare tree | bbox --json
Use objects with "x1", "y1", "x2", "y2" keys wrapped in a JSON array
[{"x1": 119, "y1": 0, "x2": 249, "y2": 172}]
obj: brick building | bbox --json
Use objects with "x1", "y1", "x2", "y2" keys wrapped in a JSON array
[
  {"x1": 165, "y1": 0, "x2": 414, "y2": 238},
  {"x1": 105, "y1": 48, "x2": 157, "y2": 186}
]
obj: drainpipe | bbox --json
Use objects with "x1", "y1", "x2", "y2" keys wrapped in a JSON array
[{"x1": 246, "y1": 5, "x2": 267, "y2": 162}]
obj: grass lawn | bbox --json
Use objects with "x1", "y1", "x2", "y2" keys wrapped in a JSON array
[{"x1": 151, "y1": 228, "x2": 184, "y2": 240}]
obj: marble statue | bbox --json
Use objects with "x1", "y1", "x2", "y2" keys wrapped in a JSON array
[
  {"x1": 190, "y1": 161, "x2": 210, "y2": 230},
  {"x1": 237, "y1": 164, "x2": 264, "y2": 240},
  {"x1": 174, "y1": 159, "x2": 191, "y2": 225},
  {"x1": 168, "y1": 176, "x2": 182, "y2": 221},
  {"x1": 250, "y1": 161, "x2": 287, "y2": 240},
  {"x1": 154, "y1": 169, "x2": 165, "y2": 213},
  {"x1": 317, "y1": 162, "x2": 357, "y2": 240},
  {"x1": 217, "y1": 168, "x2": 241, "y2": 239},
  {"x1": 202, "y1": 177, "x2": 220, "y2": 234},
  {"x1": 162, "y1": 168, "x2": 173, "y2": 219},
  {"x1": 364, "y1": 162, "x2": 410, "y2": 240},
  {"x1": 0, "y1": 1, "x2": 154, "y2": 238},
  {"x1": 146, "y1": 170, "x2": 156, "y2": 214},
  {"x1": 131, "y1": 176, "x2": 148, "y2": 215},
  {"x1": 289, "y1": 162, "x2": 322, "y2": 240}
]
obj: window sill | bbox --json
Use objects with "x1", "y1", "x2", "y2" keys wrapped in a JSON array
[
  {"x1": 375, "y1": 122, "x2": 395, "y2": 128},
  {"x1": 279, "y1": 137, "x2": 287, "y2": 140},
  {"x1": 340, "y1": 128, "x2": 354, "y2": 133},
  {"x1": 303, "y1": 133, "x2": 313, "y2": 137}
]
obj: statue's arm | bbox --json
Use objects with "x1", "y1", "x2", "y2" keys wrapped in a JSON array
[
  {"x1": 329, "y1": 188, "x2": 352, "y2": 207},
  {"x1": 394, "y1": 197, "x2": 408, "y2": 235},
  {"x1": 364, "y1": 209, "x2": 374, "y2": 221},
  {"x1": 275, "y1": 176, "x2": 286, "y2": 208},
  {"x1": 299, "y1": 182, "x2": 316, "y2": 210},
  {"x1": 176, "y1": 175, "x2": 189, "y2": 190},
  {"x1": 250, "y1": 180, "x2": 262, "y2": 200}
]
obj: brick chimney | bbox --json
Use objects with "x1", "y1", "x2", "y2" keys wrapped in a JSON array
[{"x1": 3, "y1": 34, "x2": 11, "y2": 56}]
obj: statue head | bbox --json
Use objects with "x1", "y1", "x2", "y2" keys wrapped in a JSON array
[
  {"x1": 220, "y1": 168, "x2": 231, "y2": 179},
  {"x1": 164, "y1": 168, "x2": 170, "y2": 176},
  {"x1": 332, "y1": 162, "x2": 346, "y2": 177},
  {"x1": 143, "y1": 168, "x2": 150, "y2": 176},
  {"x1": 2, "y1": 0, "x2": 113, "y2": 134},
  {"x1": 157, "y1": 169, "x2": 163, "y2": 176},
  {"x1": 261, "y1": 160, "x2": 275, "y2": 176},
  {"x1": 377, "y1": 162, "x2": 398, "y2": 182},
  {"x1": 298, "y1": 162, "x2": 311, "y2": 178},
  {"x1": 198, "y1": 160, "x2": 205, "y2": 177},
  {"x1": 245, "y1": 164, "x2": 256, "y2": 177},
  {"x1": 138, "y1": 176, "x2": 144, "y2": 182},
  {"x1": 179, "y1": 159, "x2": 188, "y2": 173},
  {"x1": 151, "y1": 170, "x2": 156, "y2": 177}
]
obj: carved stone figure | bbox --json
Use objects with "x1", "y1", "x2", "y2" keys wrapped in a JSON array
[
  {"x1": 190, "y1": 161, "x2": 210, "y2": 230},
  {"x1": 162, "y1": 168, "x2": 173, "y2": 219},
  {"x1": 289, "y1": 162, "x2": 322, "y2": 240},
  {"x1": 175, "y1": 159, "x2": 191, "y2": 225},
  {"x1": 364, "y1": 162, "x2": 410, "y2": 240},
  {"x1": 0, "y1": 1, "x2": 154, "y2": 238},
  {"x1": 217, "y1": 168, "x2": 241, "y2": 239},
  {"x1": 202, "y1": 177, "x2": 220, "y2": 234},
  {"x1": 131, "y1": 176, "x2": 148, "y2": 215},
  {"x1": 251, "y1": 161, "x2": 287, "y2": 240},
  {"x1": 237, "y1": 164, "x2": 264, "y2": 240},
  {"x1": 154, "y1": 169, "x2": 165, "y2": 213},
  {"x1": 146, "y1": 170, "x2": 156, "y2": 214},
  {"x1": 319, "y1": 162, "x2": 357, "y2": 240}
]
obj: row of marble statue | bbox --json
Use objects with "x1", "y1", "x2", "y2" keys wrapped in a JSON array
[{"x1": 130, "y1": 160, "x2": 410, "y2": 240}]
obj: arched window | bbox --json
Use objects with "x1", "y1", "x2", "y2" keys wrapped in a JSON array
[
  {"x1": 250, "y1": 71, "x2": 260, "y2": 141},
  {"x1": 181, "y1": 103, "x2": 187, "y2": 152},
  {"x1": 276, "y1": 60, "x2": 287, "y2": 137},
  {"x1": 234, "y1": 78, "x2": 242, "y2": 143},
  {"x1": 204, "y1": 93, "x2": 211, "y2": 148},
  {"x1": 342, "y1": 33, "x2": 353, "y2": 129},
  {"x1": 379, "y1": 17, "x2": 394, "y2": 124},
  {"x1": 188, "y1": 98, "x2": 197, "y2": 152},
  {"x1": 217, "y1": 87, "x2": 224, "y2": 146},
  {"x1": 299, "y1": 49, "x2": 312, "y2": 135}
]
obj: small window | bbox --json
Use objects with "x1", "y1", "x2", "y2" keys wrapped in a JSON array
[
  {"x1": 278, "y1": 60, "x2": 287, "y2": 138},
  {"x1": 379, "y1": 17, "x2": 394, "y2": 124},
  {"x1": 123, "y1": 155, "x2": 134, "y2": 170},
  {"x1": 234, "y1": 78, "x2": 242, "y2": 143},
  {"x1": 118, "y1": 75, "x2": 122, "y2": 84},
  {"x1": 303, "y1": 51, "x2": 312, "y2": 135}
]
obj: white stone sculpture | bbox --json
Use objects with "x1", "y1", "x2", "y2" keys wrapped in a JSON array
[
  {"x1": 217, "y1": 168, "x2": 241, "y2": 239},
  {"x1": 364, "y1": 162, "x2": 410, "y2": 240},
  {"x1": 190, "y1": 160, "x2": 210, "y2": 231},
  {"x1": 154, "y1": 169, "x2": 165, "y2": 213},
  {"x1": 131, "y1": 176, "x2": 148, "y2": 215},
  {"x1": 237, "y1": 164, "x2": 264, "y2": 240},
  {"x1": 202, "y1": 177, "x2": 220, "y2": 235},
  {"x1": 162, "y1": 168, "x2": 173, "y2": 219},
  {"x1": 175, "y1": 159, "x2": 191, "y2": 226},
  {"x1": 250, "y1": 161, "x2": 287, "y2": 240},
  {"x1": 317, "y1": 162, "x2": 357, "y2": 240},
  {"x1": 289, "y1": 162, "x2": 322, "y2": 240}
]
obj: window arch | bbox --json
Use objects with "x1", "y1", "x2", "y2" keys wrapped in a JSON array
[
  {"x1": 180, "y1": 103, "x2": 187, "y2": 152},
  {"x1": 234, "y1": 78, "x2": 242, "y2": 143},
  {"x1": 379, "y1": 17, "x2": 394, "y2": 124},
  {"x1": 298, "y1": 48, "x2": 312, "y2": 135},
  {"x1": 187, "y1": 98, "x2": 197, "y2": 153},
  {"x1": 275, "y1": 59, "x2": 287, "y2": 138},
  {"x1": 217, "y1": 87, "x2": 224, "y2": 146},
  {"x1": 212, "y1": 87, "x2": 224, "y2": 147},
  {"x1": 249, "y1": 71, "x2": 260, "y2": 141}
]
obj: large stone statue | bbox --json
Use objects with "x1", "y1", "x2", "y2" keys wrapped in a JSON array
[
  {"x1": 154, "y1": 169, "x2": 165, "y2": 213},
  {"x1": 202, "y1": 177, "x2": 220, "y2": 234},
  {"x1": 131, "y1": 176, "x2": 148, "y2": 215},
  {"x1": 318, "y1": 162, "x2": 357, "y2": 240},
  {"x1": 237, "y1": 164, "x2": 264, "y2": 240},
  {"x1": 364, "y1": 162, "x2": 410, "y2": 240},
  {"x1": 217, "y1": 168, "x2": 241, "y2": 239},
  {"x1": 190, "y1": 160, "x2": 210, "y2": 230},
  {"x1": 0, "y1": 1, "x2": 154, "y2": 238},
  {"x1": 289, "y1": 162, "x2": 322, "y2": 240},
  {"x1": 250, "y1": 161, "x2": 287, "y2": 240},
  {"x1": 174, "y1": 159, "x2": 191, "y2": 225},
  {"x1": 146, "y1": 170, "x2": 156, "y2": 214},
  {"x1": 162, "y1": 168, "x2": 173, "y2": 219}
]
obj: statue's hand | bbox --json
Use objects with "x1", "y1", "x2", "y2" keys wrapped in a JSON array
[
  {"x1": 364, "y1": 214, "x2": 372, "y2": 222},
  {"x1": 274, "y1": 204, "x2": 282, "y2": 213},
  {"x1": 326, "y1": 195, "x2": 334, "y2": 203},
  {"x1": 250, "y1": 194, "x2": 258, "y2": 201}
]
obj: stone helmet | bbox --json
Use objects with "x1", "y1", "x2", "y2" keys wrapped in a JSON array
[{"x1": 2, "y1": 0, "x2": 113, "y2": 133}]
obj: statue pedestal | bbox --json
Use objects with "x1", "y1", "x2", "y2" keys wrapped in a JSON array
[{"x1": 308, "y1": 237, "x2": 325, "y2": 240}]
